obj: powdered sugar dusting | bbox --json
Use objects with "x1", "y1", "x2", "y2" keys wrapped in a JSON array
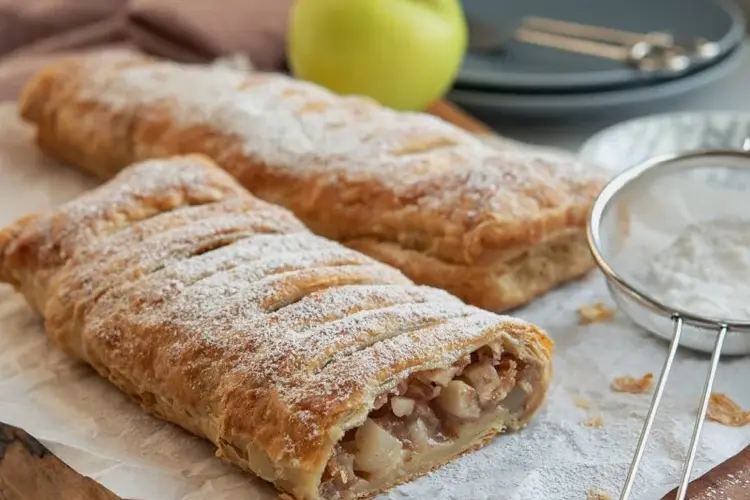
[{"x1": 67, "y1": 56, "x2": 603, "y2": 236}]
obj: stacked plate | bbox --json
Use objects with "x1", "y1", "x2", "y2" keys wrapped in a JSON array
[{"x1": 451, "y1": 0, "x2": 747, "y2": 119}]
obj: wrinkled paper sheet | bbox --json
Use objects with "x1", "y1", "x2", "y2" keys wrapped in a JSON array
[{"x1": 0, "y1": 104, "x2": 748, "y2": 500}]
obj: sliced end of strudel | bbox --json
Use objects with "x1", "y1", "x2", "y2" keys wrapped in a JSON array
[
  {"x1": 312, "y1": 339, "x2": 549, "y2": 499},
  {"x1": 0, "y1": 155, "x2": 552, "y2": 500}
]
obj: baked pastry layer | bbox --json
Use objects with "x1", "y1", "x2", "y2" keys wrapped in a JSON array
[
  {"x1": 18, "y1": 54, "x2": 605, "y2": 310},
  {"x1": 0, "y1": 156, "x2": 552, "y2": 500}
]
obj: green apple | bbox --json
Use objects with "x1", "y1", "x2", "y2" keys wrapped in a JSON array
[{"x1": 287, "y1": 0, "x2": 467, "y2": 111}]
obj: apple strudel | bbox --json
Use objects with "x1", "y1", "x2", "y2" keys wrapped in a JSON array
[
  {"x1": 0, "y1": 156, "x2": 552, "y2": 500},
  {"x1": 18, "y1": 54, "x2": 605, "y2": 311}
]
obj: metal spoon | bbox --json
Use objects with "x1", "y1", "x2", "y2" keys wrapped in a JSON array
[{"x1": 467, "y1": 17, "x2": 718, "y2": 74}]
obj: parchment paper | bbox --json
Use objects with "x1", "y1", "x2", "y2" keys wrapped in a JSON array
[{"x1": 0, "y1": 104, "x2": 748, "y2": 500}]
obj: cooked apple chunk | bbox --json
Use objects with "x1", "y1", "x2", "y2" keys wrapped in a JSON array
[
  {"x1": 353, "y1": 419, "x2": 404, "y2": 476},
  {"x1": 436, "y1": 381, "x2": 481, "y2": 420}
]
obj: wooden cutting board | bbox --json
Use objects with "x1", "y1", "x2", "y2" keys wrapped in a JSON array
[
  {"x1": 661, "y1": 445, "x2": 750, "y2": 500},
  {"x1": 0, "y1": 423, "x2": 120, "y2": 500},
  {"x1": 0, "y1": 100, "x2": 747, "y2": 500}
]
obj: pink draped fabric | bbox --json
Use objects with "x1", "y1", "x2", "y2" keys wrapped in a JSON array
[{"x1": 0, "y1": 0, "x2": 293, "y2": 99}]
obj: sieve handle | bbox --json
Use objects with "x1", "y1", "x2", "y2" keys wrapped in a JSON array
[
  {"x1": 674, "y1": 325, "x2": 728, "y2": 499},
  {"x1": 620, "y1": 316, "x2": 684, "y2": 500},
  {"x1": 619, "y1": 318, "x2": 729, "y2": 500}
]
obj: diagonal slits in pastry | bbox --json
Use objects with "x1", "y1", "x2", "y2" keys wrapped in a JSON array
[
  {"x1": 71, "y1": 198, "x2": 266, "y2": 263},
  {"x1": 164, "y1": 264, "x2": 409, "y2": 329},
  {"x1": 51, "y1": 209, "x2": 296, "y2": 321},
  {"x1": 258, "y1": 265, "x2": 410, "y2": 313},
  {"x1": 78, "y1": 231, "x2": 333, "y2": 309},
  {"x1": 164, "y1": 232, "x2": 340, "y2": 286},
  {"x1": 262, "y1": 300, "x2": 475, "y2": 381},
  {"x1": 0, "y1": 156, "x2": 246, "y2": 281},
  {"x1": 177, "y1": 242, "x2": 375, "y2": 295},
  {"x1": 251, "y1": 284, "x2": 457, "y2": 347},
  {"x1": 126, "y1": 249, "x2": 380, "y2": 315}
]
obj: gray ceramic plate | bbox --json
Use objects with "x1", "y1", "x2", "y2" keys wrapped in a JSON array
[
  {"x1": 448, "y1": 43, "x2": 746, "y2": 119},
  {"x1": 459, "y1": 0, "x2": 746, "y2": 92}
]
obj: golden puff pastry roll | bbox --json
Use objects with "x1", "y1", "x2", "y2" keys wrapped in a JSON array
[
  {"x1": 17, "y1": 54, "x2": 604, "y2": 312},
  {"x1": 0, "y1": 155, "x2": 552, "y2": 500},
  {"x1": 0, "y1": 156, "x2": 554, "y2": 500}
]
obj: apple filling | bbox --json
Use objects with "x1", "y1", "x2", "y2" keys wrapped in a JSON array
[{"x1": 320, "y1": 347, "x2": 534, "y2": 498}]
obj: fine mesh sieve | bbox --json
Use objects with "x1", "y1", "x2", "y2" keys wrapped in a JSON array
[{"x1": 587, "y1": 149, "x2": 750, "y2": 500}]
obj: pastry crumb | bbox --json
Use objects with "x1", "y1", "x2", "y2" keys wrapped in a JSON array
[
  {"x1": 574, "y1": 396, "x2": 592, "y2": 409},
  {"x1": 611, "y1": 373, "x2": 654, "y2": 394},
  {"x1": 586, "y1": 487, "x2": 612, "y2": 500},
  {"x1": 707, "y1": 393, "x2": 750, "y2": 427},
  {"x1": 581, "y1": 416, "x2": 604, "y2": 429},
  {"x1": 577, "y1": 302, "x2": 617, "y2": 324}
]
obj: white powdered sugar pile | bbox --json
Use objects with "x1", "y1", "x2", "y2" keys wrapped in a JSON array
[{"x1": 645, "y1": 217, "x2": 750, "y2": 320}]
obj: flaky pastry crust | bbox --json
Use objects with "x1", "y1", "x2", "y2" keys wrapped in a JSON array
[
  {"x1": 0, "y1": 156, "x2": 552, "y2": 500},
  {"x1": 18, "y1": 54, "x2": 605, "y2": 310}
]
